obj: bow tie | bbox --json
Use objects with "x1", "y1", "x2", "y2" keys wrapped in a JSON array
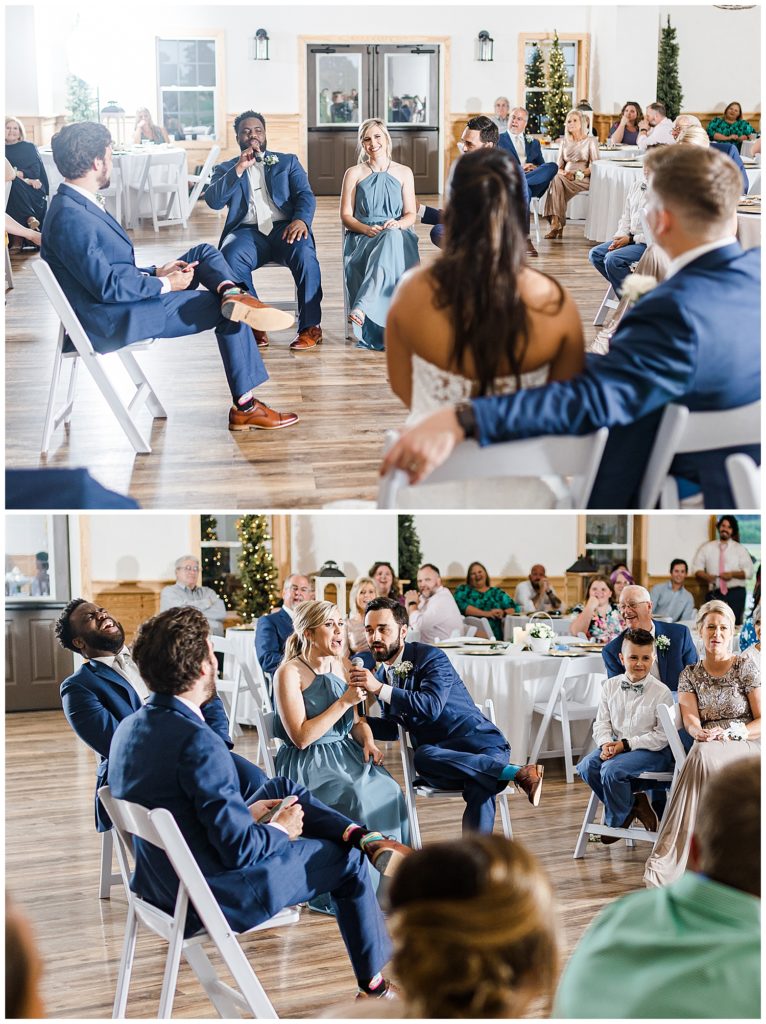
[{"x1": 621, "y1": 681, "x2": 644, "y2": 693}]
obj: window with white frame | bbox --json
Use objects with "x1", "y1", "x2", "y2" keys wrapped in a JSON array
[
  {"x1": 519, "y1": 34, "x2": 589, "y2": 135},
  {"x1": 157, "y1": 38, "x2": 217, "y2": 141}
]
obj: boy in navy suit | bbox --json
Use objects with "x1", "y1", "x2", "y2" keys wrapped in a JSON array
[
  {"x1": 41, "y1": 122, "x2": 298, "y2": 432},
  {"x1": 205, "y1": 110, "x2": 324, "y2": 351},
  {"x1": 349, "y1": 597, "x2": 543, "y2": 832}
]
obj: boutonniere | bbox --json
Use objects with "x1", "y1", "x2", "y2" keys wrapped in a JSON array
[
  {"x1": 263, "y1": 153, "x2": 279, "y2": 167},
  {"x1": 724, "y1": 721, "x2": 749, "y2": 742},
  {"x1": 620, "y1": 273, "x2": 657, "y2": 305},
  {"x1": 655, "y1": 635, "x2": 671, "y2": 653},
  {"x1": 393, "y1": 661, "x2": 413, "y2": 679}
]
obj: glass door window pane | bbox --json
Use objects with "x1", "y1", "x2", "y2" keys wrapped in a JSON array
[
  {"x1": 316, "y1": 53, "x2": 361, "y2": 125},
  {"x1": 5, "y1": 516, "x2": 56, "y2": 599},
  {"x1": 384, "y1": 53, "x2": 430, "y2": 125}
]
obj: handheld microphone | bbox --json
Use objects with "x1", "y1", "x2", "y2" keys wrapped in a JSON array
[{"x1": 350, "y1": 657, "x2": 366, "y2": 715}]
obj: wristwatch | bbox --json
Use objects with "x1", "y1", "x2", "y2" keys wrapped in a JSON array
[
  {"x1": 621, "y1": 738, "x2": 632, "y2": 752},
  {"x1": 455, "y1": 401, "x2": 477, "y2": 439}
]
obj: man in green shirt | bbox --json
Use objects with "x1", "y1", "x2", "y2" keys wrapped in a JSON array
[{"x1": 556, "y1": 756, "x2": 760, "y2": 1018}]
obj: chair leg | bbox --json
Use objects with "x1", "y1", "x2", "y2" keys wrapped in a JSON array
[
  {"x1": 659, "y1": 477, "x2": 681, "y2": 508},
  {"x1": 573, "y1": 790, "x2": 600, "y2": 858},
  {"x1": 209, "y1": 933, "x2": 280, "y2": 1018},
  {"x1": 112, "y1": 904, "x2": 139, "y2": 1018},
  {"x1": 528, "y1": 705, "x2": 554, "y2": 766},
  {"x1": 100, "y1": 828, "x2": 114, "y2": 898},
  {"x1": 498, "y1": 790, "x2": 513, "y2": 839},
  {"x1": 559, "y1": 699, "x2": 576, "y2": 784},
  {"x1": 82, "y1": 352, "x2": 153, "y2": 453},
  {"x1": 41, "y1": 335, "x2": 67, "y2": 455},
  {"x1": 184, "y1": 944, "x2": 244, "y2": 1018},
  {"x1": 157, "y1": 916, "x2": 185, "y2": 1018},
  {"x1": 118, "y1": 347, "x2": 168, "y2": 419}
]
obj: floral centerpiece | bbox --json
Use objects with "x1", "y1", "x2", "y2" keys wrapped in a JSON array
[{"x1": 527, "y1": 621, "x2": 556, "y2": 653}]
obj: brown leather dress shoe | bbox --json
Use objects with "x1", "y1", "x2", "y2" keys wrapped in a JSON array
[
  {"x1": 514, "y1": 763, "x2": 544, "y2": 806},
  {"x1": 601, "y1": 805, "x2": 637, "y2": 844},
  {"x1": 252, "y1": 329, "x2": 269, "y2": 349},
  {"x1": 632, "y1": 792, "x2": 659, "y2": 832},
  {"x1": 228, "y1": 401, "x2": 299, "y2": 431},
  {"x1": 362, "y1": 837, "x2": 412, "y2": 877},
  {"x1": 220, "y1": 293, "x2": 295, "y2": 332},
  {"x1": 526, "y1": 237, "x2": 539, "y2": 257},
  {"x1": 289, "y1": 325, "x2": 323, "y2": 351}
]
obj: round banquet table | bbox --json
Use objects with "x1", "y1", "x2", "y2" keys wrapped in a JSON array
[
  {"x1": 503, "y1": 615, "x2": 575, "y2": 639},
  {"x1": 736, "y1": 209, "x2": 761, "y2": 250},
  {"x1": 443, "y1": 648, "x2": 606, "y2": 764},
  {"x1": 541, "y1": 144, "x2": 639, "y2": 164},
  {"x1": 741, "y1": 139, "x2": 758, "y2": 159},
  {"x1": 224, "y1": 626, "x2": 264, "y2": 725}
]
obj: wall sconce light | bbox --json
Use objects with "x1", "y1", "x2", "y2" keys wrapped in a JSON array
[
  {"x1": 477, "y1": 30, "x2": 494, "y2": 62},
  {"x1": 254, "y1": 28, "x2": 270, "y2": 61}
]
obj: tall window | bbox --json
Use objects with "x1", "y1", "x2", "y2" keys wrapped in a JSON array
[
  {"x1": 518, "y1": 33, "x2": 589, "y2": 135},
  {"x1": 157, "y1": 38, "x2": 217, "y2": 140},
  {"x1": 734, "y1": 515, "x2": 760, "y2": 611},
  {"x1": 584, "y1": 515, "x2": 632, "y2": 576}
]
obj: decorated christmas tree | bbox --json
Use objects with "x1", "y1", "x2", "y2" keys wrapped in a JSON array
[
  {"x1": 66, "y1": 75, "x2": 97, "y2": 123},
  {"x1": 525, "y1": 44, "x2": 546, "y2": 134},
  {"x1": 398, "y1": 515, "x2": 423, "y2": 589},
  {"x1": 236, "y1": 515, "x2": 280, "y2": 623},
  {"x1": 200, "y1": 515, "x2": 236, "y2": 610},
  {"x1": 545, "y1": 32, "x2": 570, "y2": 140},
  {"x1": 656, "y1": 16, "x2": 683, "y2": 120}
]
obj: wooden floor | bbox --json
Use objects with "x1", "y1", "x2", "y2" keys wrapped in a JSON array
[
  {"x1": 5, "y1": 199, "x2": 605, "y2": 509},
  {"x1": 6, "y1": 710, "x2": 654, "y2": 1019}
]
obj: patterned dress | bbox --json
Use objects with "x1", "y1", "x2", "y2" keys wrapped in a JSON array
[
  {"x1": 707, "y1": 117, "x2": 755, "y2": 150},
  {"x1": 587, "y1": 605, "x2": 624, "y2": 643},
  {"x1": 453, "y1": 585, "x2": 520, "y2": 640}
]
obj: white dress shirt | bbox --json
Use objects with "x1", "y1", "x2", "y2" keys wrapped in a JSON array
[
  {"x1": 514, "y1": 579, "x2": 560, "y2": 613},
  {"x1": 666, "y1": 237, "x2": 738, "y2": 280},
  {"x1": 409, "y1": 586, "x2": 464, "y2": 644},
  {"x1": 615, "y1": 178, "x2": 649, "y2": 243},
  {"x1": 92, "y1": 647, "x2": 150, "y2": 701},
  {"x1": 377, "y1": 647, "x2": 408, "y2": 705},
  {"x1": 692, "y1": 538, "x2": 753, "y2": 590},
  {"x1": 507, "y1": 131, "x2": 527, "y2": 162},
  {"x1": 240, "y1": 158, "x2": 287, "y2": 231},
  {"x1": 593, "y1": 672, "x2": 674, "y2": 750},
  {"x1": 637, "y1": 117, "x2": 676, "y2": 151}
]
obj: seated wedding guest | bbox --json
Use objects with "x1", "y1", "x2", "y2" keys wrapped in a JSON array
[
  {"x1": 255, "y1": 573, "x2": 312, "y2": 678},
  {"x1": 707, "y1": 101, "x2": 755, "y2": 151},
  {"x1": 671, "y1": 112, "x2": 702, "y2": 139},
  {"x1": 344, "y1": 575, "x2": 377, "y2": 670},
  {"x1": 739, "y1": 565, "x2": 760, "y2": 650},
  {"x1": 497, "y1": 106, "x2": 558, "y2": 206},
  {"x1": 5, "y1": 116, "x2": 48, "y2": 250},
  {"x1": 708, "y1": 139, "x2": 750, "y2": 194},
  {"x1": 676, "y1": 121, "x2": 710, "y2": 147},
  {"x1": 602, "y1": 584, "x2": 698, "y2": 692},
  {"x1": 160, "y1": 554, "x2": 226, "y2": 635},
  {"x1": 644, "y1": 599, "x2": 760, "y2": 887},
  {"x1": 5, "y1": 158, "x2": 42, "y2": 247},
  {"x1": 351, "y1": 597, "x2": 544, "y2": 828},
  {"x1": 384, "y1": 836, "x2": 557, "y2": 1018},
  {"x1": 55, "y1": 599, "x2": 268, "y2": 831},
  {"x1": 609, "y1": 567, "x2": 634, "y2": 602},
  {"x1": 132, "y1": 106, "x2": 169, "y2": 145},
  {"x1": 514, "y1": 564, "x2": 562, "y2": 613},
  {"x1": 6, "y1": 895, "x2": 46, "y2": 1019},
  {"x1": 43, "y1": 122, "x2": 298, "y2": 432},
  {"x1": 273, "y1": 600, "x2": 410, "y2": 904},
  {"x1": 491, "y1": 96, "x2": 510, "y2": 132},
  {"x1": 369, "y1": 561, "x2": 402, "y2": 603},
  {"x1": 636, "y1": 101, "x2": 676, "y2": 149},
  {"x1": 588, "y1": 170, "x2": 648, "y2": 292},
  {"x1": 205, "y1": 110, "x2": 323, "y2": 352},
  {"x1": 405, "y1": 564, "x2": 464, "y2": 643},
  {"x1": 651, "y1": 559, "x2": 695, "y2": 622},
  {"x1": 341, "y1": 118, "x2": 418, "y2": 350},
  {"x1": 675, "y1": 118, "x2": 748, "y2": 193},
  {"x1": 541, "y1": 109, "x2": 598, "y2": 239},
  {"x1": 557, "y1": 756, "x2": 760, "y2": 1018},
  {"x1": 454, "y1": 562, "x2": 519, "y2": 640},
  {"x1": 607, "y1": 101, "x2": 643, "y2": 145},
  {"x1": 577, "y1": 628, "x2": 674, "y2": 839},
  {"x1": 109, "y1": 606, "x2": 405, "y2": 1000},
  {"x1": 382, "y1": 146, "x2": 760, "y2": 509},
  {"x1": 569, "y1": 576, "x2": 623, "y2": 643},
  {"x1": 693, "y1": 515, "x2": 754, "y2": 624}
]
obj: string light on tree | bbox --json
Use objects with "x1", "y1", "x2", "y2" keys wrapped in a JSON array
[
  {"x1": 525, "y1": 43, "x2": 546, "y2": 135},
  {"x1": 236, "y1": 514, "x2": 280, "y2": 623},
  {"x1": 545, "y1": 31, "x2": 570, "y2": 140}
]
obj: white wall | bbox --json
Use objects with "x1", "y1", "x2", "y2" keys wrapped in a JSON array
[
  {"x1": 646, "y1": 514, "x2": 711, "y2": 576},
  {"x1": 291, "y1": 513, "x2": 398, "y2": 580},
  {"x1": 87, "y1": 514, "x2": 196, "y2": 580},
  {"x1": 7, "y1": 4, "x2": 760, "y2": 117}
]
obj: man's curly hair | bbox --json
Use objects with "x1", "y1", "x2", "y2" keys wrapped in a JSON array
[
  {"x1": 54, "y1": 598, "x2": 88, "y2": 651},
  {"x1": 131, "y1": 606, "x2": 211, "y2": 695},
  {"x1": 234, "y1": 110, "x2": 266, "y2": 135}
]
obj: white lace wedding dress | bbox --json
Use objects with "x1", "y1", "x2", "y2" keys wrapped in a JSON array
[{"x1": 395, "y1": 354, "x2": 560, "y2": 508}]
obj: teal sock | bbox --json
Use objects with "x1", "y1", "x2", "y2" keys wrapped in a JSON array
[{"x1": 499, "y1": 764, "x2": 520, "y2": 781}]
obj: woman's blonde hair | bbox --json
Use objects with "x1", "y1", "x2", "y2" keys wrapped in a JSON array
[
  {"x1": 696, "y1": 599, "x2": 736, "y2": 636},
  {"x1": 564, "y1": 109, "x2": 585, "y2": 141},
  {"x1": 282, "y1": 599, "x2": 339, "y2": 663},
  {"x1": 357, "y1": 118, "x2": 392, "y2": 164},
  {"x1": 388, "y1": 835, "x2": 558, "y2": 1018},
  {"x1": 677, "y1": 123, "x2": 710, "y2": 148},
  {"x1": 349, "y1": 575, "x2": 377, "y2": 618},
  {"x1": 5, "y1": 116, "x2": 26, "y2": 141}
]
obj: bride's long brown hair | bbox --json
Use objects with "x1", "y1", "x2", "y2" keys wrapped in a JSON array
[{"x1": 430, "y1": 148, "x2": 563, "y2": 396}]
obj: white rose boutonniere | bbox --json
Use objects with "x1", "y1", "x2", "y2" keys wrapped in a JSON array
[
  {"x1": 655, "y1": 635, "x2": 671, "y2": 653},
  {"x1": 620, "y1": 273, "x2": 658, "y2": 305},
  {"x1": 263, "y1": 153, "x2": 279, "y2": 167},
  {"x1": 393, "y1": 661, "x2": 413, "y2": 680}
]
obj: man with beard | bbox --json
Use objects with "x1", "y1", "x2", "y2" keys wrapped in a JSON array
[
  {"x1": 41, "y1": 122, "x2": 298, "y2": 432},
  {"x1": 349, "y1": 597, "x2": 544, "y2": 832},
  {"x1": 108, "y1": 607, "x2": 403, "y2": 999},
  {"x1": 692, "y1": 515, "x2": 754, "y2": 625},
  {"x1": 205, "y1": 110, "x2": 324, "y2": 351}
]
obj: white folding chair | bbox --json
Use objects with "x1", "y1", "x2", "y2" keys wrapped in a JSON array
[
  {"x1": 378, "y1": 428, "x2": 609, "y2": 510},
  {"x1": 98, "y1": 787, "x2": 298, "y2": 1019},
  {"x1": 132, "y1": 150, "x2": 189, "y2": 231},
  {"x1": 572, "y1": 764, "x2": 674, "y2": 858},
  {"x1": 35, "y1": 259, "x2": 166, "y2": 455},
  {"x1": 726, "y1": 453, "x2": 761, "y2": 509},
  {"x1": 99, "y1": 823, "x2": 125, "y2": 899},
  {"x1": 637, "y1": 401, "x2": 761, "y2": 509},
  {"x1": 398, "y1": 699, "x2": 513, "y2": 848},
  {"x1": 341, "y1": 226, "x2": 352, "y2": 339},
  {"x1": 187, "y1": 145, "x2": 221, "y2": 210},
  {"x1": 593, "y1": 284, "x2": 619, "y2": 326},
  {"x1": 567, "y1": 191, "x2": 590, "y2": 222},
  {"x1": 529, "y1": 195, "x2": 542, "y2": 244},
  {"x1": 5, "y1": 178, "x2": 14, "y2": 290},
  {"x1": 404, "y1": 626, "x2": 421, "y2": 642},
  {"x1": 528, "y1": 657, "x2": 605, "y2": 784},
  {"x1": 98, "y1": 159, "x2": 123, "y2": 224},
  {"x1": 213, "y1": 638, "x2": 281, "y2": 776},
  {"x1": 464, "y1": 615, "x2": 495, "y2": 639},
  {"x1": 253, "y1": 262, "x2": 298, "y2": 318},
  {"x1": 657, "y1": 701, "x2": 688, "y2": 775}
]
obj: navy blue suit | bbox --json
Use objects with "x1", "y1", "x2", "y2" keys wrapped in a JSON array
[
  {"x1": 6, "y1": 468, "x2": 139, "y2": 509},
  {"x1": 471, "y1": 243, "x2": 761, "y2": 507},
  {"x1": 255, "y1": 607, "x2": 293, "y2": 680},
  {"x1": 109, "y1": 695, "x2": 390, "y2": 979},
  {"x1": 710, "y1": 142, "x2": 750, "y2": 195},
  {"x1": 369, "y1": 642, "x2": 511, "y2": 832},
  {"x1": 602, "y1": 620, "x2": 698, "y2": 692},
  {"x1": 41, "y1": 184, "x2": 267, "y2": 402},
  {"x1": 60, "y1": 659, "x2": 264, "y2": 831},
  {"x1": 497, "y1": 132, "x2": 557, "y2": 199},
  {"x1": 205, "y1": 152, "x2": 322, "y2": 331}
]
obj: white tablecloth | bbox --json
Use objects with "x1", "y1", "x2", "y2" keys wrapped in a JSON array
[
  {"x1": 503, "y1": 615, "x2": 574, "y2": 639},
  {"x1": 741, "y1": 140, "x2": 758, "y2": 159},
  {"x1": 541, "y1": 145, "x2": 639, "y2": 164},
  {"x1": 224, "y1": 627, "x2": 263, "y2": 725},
  {"x1": 737, "y1": 210, "x2": 761, "y2": 250},
  {"x1": 443, "y1": 649, "x2": 605, "y2": 763}
]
